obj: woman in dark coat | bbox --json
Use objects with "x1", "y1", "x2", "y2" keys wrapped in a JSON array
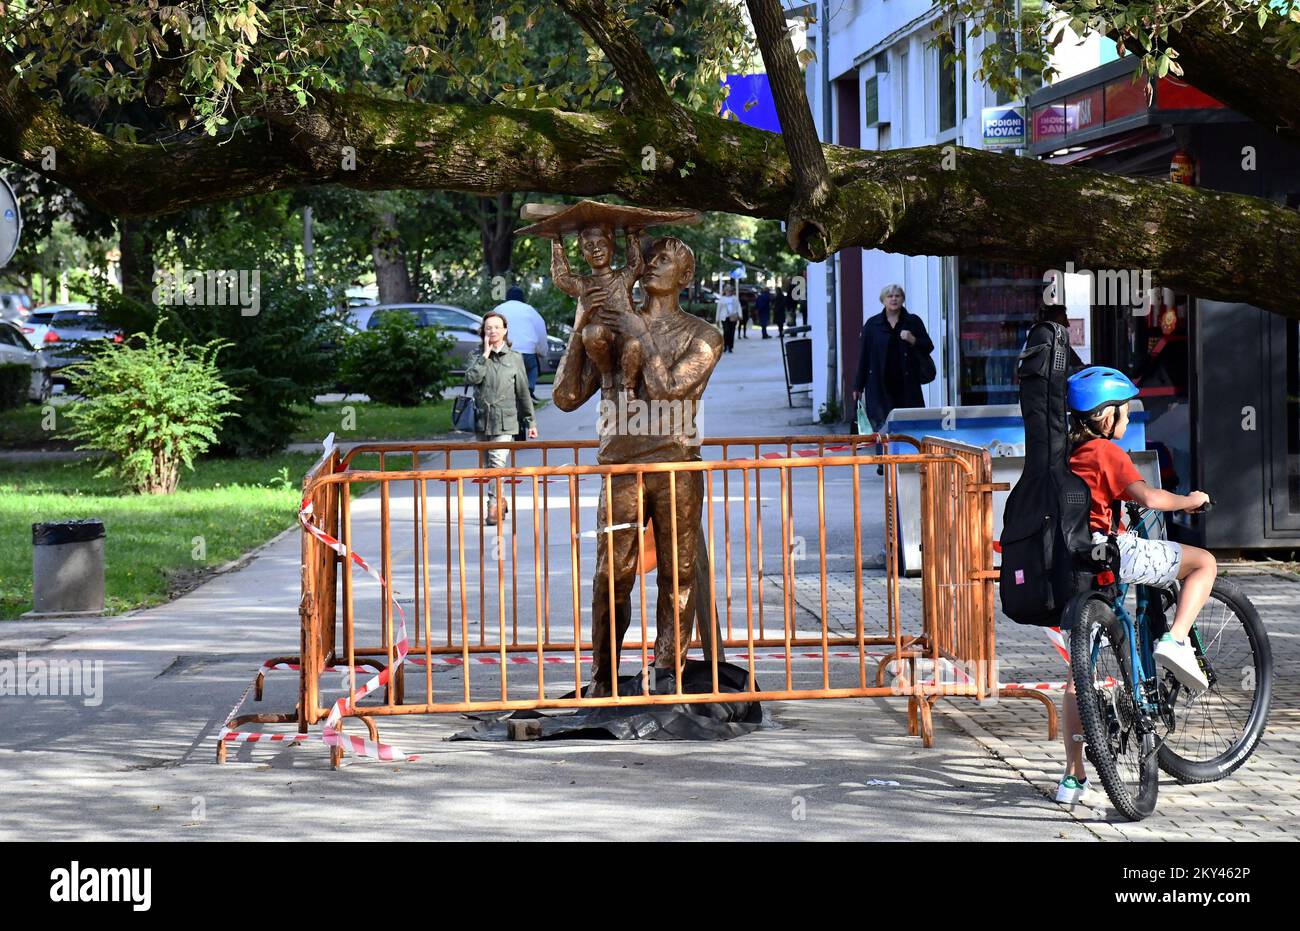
[{"x1": 853, "y1": 284, "x2": 935, "y2": 438}]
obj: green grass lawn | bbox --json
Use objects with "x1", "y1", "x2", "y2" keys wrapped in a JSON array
[
  {"x1": 1, "y1": 394, "x2": 541, "y2": 618},
  {"x1": 0, "y1": 403, "x2": 65, "y2": 448},
  {"x1": 290, "y1": 399, "x2": 454, "y2": 443},
  {"x1": 0, "y1": 454, "x2": 318, "y2": 619}
]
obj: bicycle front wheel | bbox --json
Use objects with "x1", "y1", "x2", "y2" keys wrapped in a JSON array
[
  {"x1": 1070, "y1": 597, "x2": 1160, "y2": 821},
  {"x1": 1158, "y1": 578, "x2": 1272, "y2": 783}
]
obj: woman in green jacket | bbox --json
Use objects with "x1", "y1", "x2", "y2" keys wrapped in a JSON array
[{"x1": 465, "y1": 311, "x2": 537, "y2": 524}]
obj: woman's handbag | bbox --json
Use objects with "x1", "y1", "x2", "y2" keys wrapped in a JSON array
[
  {"x1": 910, "y1": 322, "x2": 937, "y2": 384},
  {"x1": 914, "y1": 348, "x2": 937, "y2": 385},
  {"x1": 452, "y1": 388, "x2": 476, "y2": 432}
]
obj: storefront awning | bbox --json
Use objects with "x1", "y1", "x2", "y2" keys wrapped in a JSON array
[{"x1": 1043, "y1": 127, "x2": 1166, "y2": 166}]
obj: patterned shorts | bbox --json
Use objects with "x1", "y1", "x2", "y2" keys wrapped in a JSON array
[{"x1": 1092, "y1": 531, "x2": 1182, "y2": 588}]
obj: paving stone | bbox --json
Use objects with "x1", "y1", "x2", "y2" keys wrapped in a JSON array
[{"x1": 777, "y1": 569, "x2": 1300, "y2": 840}]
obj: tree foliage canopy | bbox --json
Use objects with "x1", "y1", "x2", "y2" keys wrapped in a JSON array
[{"x1": 3, "y1": 1, "x2": 1300, "y2": 316}]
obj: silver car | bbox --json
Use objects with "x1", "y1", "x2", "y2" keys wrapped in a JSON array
[
  {"x1": 35, "y1": 306, "x2": 122, "y2": 385},
  {"x1": 0, "y1": 320, "x2": 51, "y2": 402}
]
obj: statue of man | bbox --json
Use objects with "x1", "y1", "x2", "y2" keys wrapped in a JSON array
[{"x1": 552, "y1": 236, "x2": 724, "y2": 696}]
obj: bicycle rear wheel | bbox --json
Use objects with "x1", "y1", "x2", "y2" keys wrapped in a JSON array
[
  {"x1": 1070, "y1": 598, "x2": 1159, "y2": 821},
  {"x1": 1157, "y1": 578, "x2": 1272, "y2": 783}
]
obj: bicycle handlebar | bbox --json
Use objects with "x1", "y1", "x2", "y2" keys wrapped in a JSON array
[{"x1": 1126, "y1": 496, "x2": 1215, "y2": 525}]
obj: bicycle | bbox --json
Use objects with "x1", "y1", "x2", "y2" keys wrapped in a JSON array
[{"x1": 1066, "y1": 500, "x2": 1273, "y2": 821}]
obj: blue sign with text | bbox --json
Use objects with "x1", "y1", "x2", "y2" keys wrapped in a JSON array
[{"x1": 982, "y1": 105, "x2": 1026, "y2": 149}]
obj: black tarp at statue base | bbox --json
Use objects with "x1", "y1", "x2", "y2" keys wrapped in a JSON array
[{"x1": 451, "y1": 660, "x2": 769, "y2": 741}]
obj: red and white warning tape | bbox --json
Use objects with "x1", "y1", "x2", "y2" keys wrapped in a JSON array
[
  {"x1": 1045, "y1": 627, "x2": 1070, "y2": 664},
  {"x1": 218, "y1": 498, "x2": 417, "y2": 762},
  {"x1": 298, "y1": 497, "x2": 416, "y2": 762},
  {"x1": 216, "y1": 674, "x2": 310, "y2": 746}
]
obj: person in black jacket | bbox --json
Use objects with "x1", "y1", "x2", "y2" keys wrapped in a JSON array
[
  {"x1": 1039, "y1": 303, "x2": 1084, "y2": 372},
  {"x1": 853, "y1": 284, "x2": 935, "y2": 443},
  {"x1": 755, "y1": 287, "x2": 772, "y2": 338}
]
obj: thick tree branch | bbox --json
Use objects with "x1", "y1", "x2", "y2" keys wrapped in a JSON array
[
  {"x1": 552, "y1": 0, "x2": 676, "y2": 112},
  {"x1": 4, "y1": 60, "x2": 1300, "y2": 319},
  {"x1": 745, "y1": 0, "x2": 839, "y2": 259},
  {"x1": 1164, "y1": 7, "x2": 1300, "y2": 137},
  {"x1": 0, "y1": 63, "x2": 306, "y2": 209}
]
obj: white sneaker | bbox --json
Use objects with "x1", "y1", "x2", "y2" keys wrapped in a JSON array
[
  {"x1": 1153, "y1": 634, "x2": 1209, "y2": 691},
  {"x1": 1055, "y1": 775, "x2": 1090, "y2": 805}
]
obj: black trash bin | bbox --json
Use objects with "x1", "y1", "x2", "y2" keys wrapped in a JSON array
[{"x1": 31, "y1": 519, "x2": 105, "y2": 615}]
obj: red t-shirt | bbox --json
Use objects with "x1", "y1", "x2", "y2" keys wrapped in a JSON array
[{"x1": 1068, "y1": 438, "x2": 1145, "y2": 532}]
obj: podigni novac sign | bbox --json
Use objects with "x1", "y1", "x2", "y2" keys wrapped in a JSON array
[{"x1": 981, "y1": 105, "x2": 1026, "y2": 149}]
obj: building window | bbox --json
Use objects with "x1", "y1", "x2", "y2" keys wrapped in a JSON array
[
  {"x1": 938, "y1": 36, "x2": 957, "y2": 133},
  {"x1": 898, "y1": 49, "x2": 909, "y2": 141},
  {"x1": 994, "y1": 30, "x2": 1015, "y2": 106},
  {"x1": 957, "y1": 23, "x2": 967, "y2": 121}
]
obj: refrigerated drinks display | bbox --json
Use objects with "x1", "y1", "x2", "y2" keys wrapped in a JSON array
[{"x1": 957, "y1": 258, "x2": 1042, "y2": 405}]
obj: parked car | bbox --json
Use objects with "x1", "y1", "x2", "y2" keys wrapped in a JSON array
[
  {"x1": 365, "y1": 303, "x2": 483, "y2": 373},
  {"x1": 0, "y1": 292, "x2": 32, "y2": 324},
  {"x1": 32, "y1": 306, "x2": 122, "y2": 386},
  {"x1": 345, "y1": 304, "x2": 379, "y2": 333},
  {"x1": 0, "y1": 320, "x2": 52, "y2": 402},
  {"x1": 19, "y1": 302, "x2": 91, "y2": 346},
  {"x1": 544, "y1": 334, "x2": 565, "y2": 374}
]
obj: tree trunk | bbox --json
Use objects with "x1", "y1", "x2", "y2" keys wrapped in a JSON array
[
  {"x1": 118, "y1": 217, "x2": 155, "y2": 306},
  {"x1": 371, "y1": 211, "x2": 413, "y2": 304},
  {"x1": 480, "y1": 193, "x2": 516, "y2": 281}
]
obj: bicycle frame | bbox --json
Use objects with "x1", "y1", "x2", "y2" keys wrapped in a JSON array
[{"x1": 1089, "y1": 505, "x2": 1174, "y2": 719}]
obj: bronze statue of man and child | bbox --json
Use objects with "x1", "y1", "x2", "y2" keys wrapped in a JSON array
[{"x1": 517, "y1": 200, "x2": 725, "y2": 697}]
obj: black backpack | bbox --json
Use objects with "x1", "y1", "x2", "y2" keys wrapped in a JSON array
[{"x1": 998, "y1": 322, "x2": 1098, "y2": 626}]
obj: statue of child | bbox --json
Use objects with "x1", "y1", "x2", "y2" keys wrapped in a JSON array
[{"x1": 550, "y1": 223, "x2": 644, "y2": 401}]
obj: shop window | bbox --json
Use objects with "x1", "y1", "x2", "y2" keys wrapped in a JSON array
[
  {"x1": 1098, "y1": 291, "x2": 1192, "y2": 495},
  {"x1": 956, "y1": 259, "x2": 1041, "y2": 405}
]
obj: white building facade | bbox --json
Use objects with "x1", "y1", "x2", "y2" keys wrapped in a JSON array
[{"x1": 795, "y1": 0, "x2": 1106, "y2": 420}]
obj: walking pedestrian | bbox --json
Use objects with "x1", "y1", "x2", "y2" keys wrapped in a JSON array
[
  {"x1": 755, "y1": 287, "x2": 772, "y2": 338},
  {"x1": 773, "y1": 284, "x2": 787, "y2": 337},
  {"x1": 491, "y1": 286, "x2": 549, "y2": 402},
  {"x1": 465, "y1": 311, "x2": 537, "y2": 525},
  {"x1": 715, "y1": 282, "x2": 740, "y2": 353},
  {"x1": 738, "y1": 285, "x2": 750, "y2": 338},
  {"x1": 853, "y1": 284, "x2": 935, "y2": 472}
]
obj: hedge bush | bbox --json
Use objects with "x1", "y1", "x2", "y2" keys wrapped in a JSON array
[
  {"x1": 62, "y1": 323, "x2": 238, "y2": 494},
  {"x1": 0, "y1": 363, "x2": 28, "y2": 410},
  {"x1": 338, "y1": 312, "x2": 455, "y2": 407}
]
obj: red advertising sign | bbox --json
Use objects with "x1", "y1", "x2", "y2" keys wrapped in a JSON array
[
  {"x1": 1032, "y1": 104, "x2": 1066, "y2": 141},
  {"x1": 1105, "y1": 76, "x2": 1149, "y2": 122},
  {"x1": 1067, "y1": 87, "x2": 1104, "y2": 132}
]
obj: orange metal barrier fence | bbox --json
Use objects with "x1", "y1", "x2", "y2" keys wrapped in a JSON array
[{"x1": 220, "y1": 435, "x2": 1053, "y2": 767}]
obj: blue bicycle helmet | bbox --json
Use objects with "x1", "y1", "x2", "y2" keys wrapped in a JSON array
[{"x1": 1067, "y1": 366, "x2": 1139, "y2": 416}]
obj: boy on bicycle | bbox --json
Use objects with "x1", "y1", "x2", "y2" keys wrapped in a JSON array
[{"x1": 1056, "y1": 366, "x2": 1216, "y2": 804}]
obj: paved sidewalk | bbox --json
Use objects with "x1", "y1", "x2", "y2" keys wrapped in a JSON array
[
  {"x1": 0, "y1": 334, "x2": 1098, "y2": 841},
  {"x1": 781, "y1": 568, "x2": 1300, "y2": 839}
]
